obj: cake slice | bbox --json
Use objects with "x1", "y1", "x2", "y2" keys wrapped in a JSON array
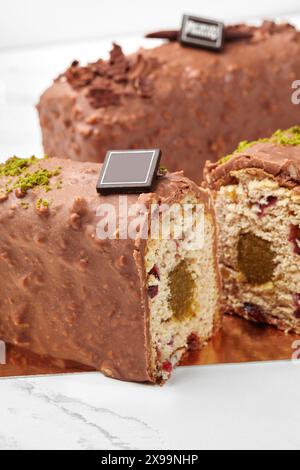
[
  {"x1": 205, "y1": 126, "x2": 300, "y2": 333},
  {"x1": 0, "y1": 155, "x2": 221, "y2": 383},
  {"x1": 38, "y1": 22, "x2": 300, "y2": 180}
]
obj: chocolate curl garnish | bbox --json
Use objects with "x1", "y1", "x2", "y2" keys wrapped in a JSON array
[
  {"x1": 146, "y1": 24, "x2": 254, "y2": 42},
  {"x1": 146, "y1": 30, "x2": 179, "y2": 41},
  {"x1": 225, "y1": 24, "x2": 255, "y2": 41}
]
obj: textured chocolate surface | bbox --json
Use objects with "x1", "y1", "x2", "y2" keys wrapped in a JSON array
[
  {"x1": 205, "y1": 139, "x2": 300, "y2": 190},
  {"x1": 2, "y1": 314, "x2": 300, "y2": 378},
  {"x1": 38, "y1": 21, "x2": 300, "y2": 180},
  {"x1": 0, "y1": 157, "x2": 212, "y2": 383}
]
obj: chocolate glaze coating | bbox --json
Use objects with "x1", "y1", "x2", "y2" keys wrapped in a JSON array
[
  {"x1": 204, "y1": 142, "x2": 300, "y2": 190},
  {"x1": 38, "y1": 22, "x2": 300, "y2": 180},
  {"x1": 0, "y1": 157, "x2": 214, "y2": 383}
]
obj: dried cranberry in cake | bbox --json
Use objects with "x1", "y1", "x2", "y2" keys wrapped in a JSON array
[
  {"x1": 294, "y1": 308, "x2": 300, "y2": 319},
  {"x1": 293, "y1": 293, "x2": 300, "y2": 307},
  {"x1": 148, "y1": 264, "x2": 160, "y2": 281},
  {"x1": 293, "y1": 294, "x2": 300, "y2": 319},
  {"x1": 162, "y1": 361, "x2": 173, "y2": 374},
  {"x1": 289, "y1": 225, "x2": 300, "y2": 255},
  {"x1": 187, "y1": 332, "x2": 200, "y2": 351},
  {"x1": 256, "y1": 196, "x2": 277, "y2": 217},
  {"x1": 148, "y1": 285, "x2": 158, "y2": 299},
  {"x1": 243, "y1": 303, "x2": 266, "y2": 324},
  {"x1": 237, "y1": 232, "x2": 276, "y2": 285}
]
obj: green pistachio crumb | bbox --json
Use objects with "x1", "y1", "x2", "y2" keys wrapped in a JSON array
[
  {"x1": 0, "y1": 156, "x2": 37, "y2": 177},
  {"x1": 158, "y1": 165, "x2": 168, "y2": 177},
  {"x1": 271, "y1": 126, "x2": 300, "y2": 146},
  {"x1": 20, "y1": 202, "x2": 29, "y2": 210},
  {"x1": 13, "y1": 168, "x2": 59, "y2": 194},
  {"x1": 0, "y1": 156, "x2": 62, "y2": 195},
  {"x1": 36, "y1": 198, "x2": 49, "y2": 210},
  {"x1": 13, "y1": 166, "x2": 61, "y2": 194}
]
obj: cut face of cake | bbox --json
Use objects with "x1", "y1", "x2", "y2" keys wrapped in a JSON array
[
  {"x1": 205, "y1": 127, "x2": 300, "y2": 334},
  {"x1": 144, "y1": 195, "x2": 221, "y2": 382},
  {"x1": 38, "y1": 22, "x2": 300, "y2": 180},
  {"x1": 0, "y1": 156, "x2": 221, "y2": 384}
]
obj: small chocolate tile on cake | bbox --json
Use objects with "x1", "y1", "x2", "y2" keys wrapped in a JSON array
[
  {"x1": 0, "y1": 155, "x2": 221, "y2": 383},
  {"x1": 205, "y1": 126, "x2": 300, "y2": 334}
]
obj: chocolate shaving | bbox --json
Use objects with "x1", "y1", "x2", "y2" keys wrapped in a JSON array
[
  {"x1": 87, "y1": 85, "x2": 120, "y2": 108},
  {"x1": 107, "y1": 43, "x2": 129, "y2": 82},
  {"x1": 146, "y1": 24, "x2": 256, "y2": 43},
  {"x1": 65, "y1": 65, "x2": 96, "y2": 90},
  {"x1": 224, "y1": 24, "x2": 255, "y2": 41},
  {"x1": 134, "y1": 77, "x2": 154, "y2": 98},
  {"x1": 89, "y1": 59, "x2": 109, "y2": 77},
  {"x1": 146, "y1": 30, "x2": 179, "y2": 41},
  {"x1": 146, "y1": 21, "x2": 294, "y2": 44}
]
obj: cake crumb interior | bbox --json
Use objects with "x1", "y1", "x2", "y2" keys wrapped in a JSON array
[
  {"x1": 216, "y1": 169, "x2": 300, "y2": 333},
  {"x1": 145, "y1": 195, "x2": 219, "y2": 382}
]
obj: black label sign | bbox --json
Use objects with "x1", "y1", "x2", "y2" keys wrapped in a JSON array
[
  {"x1": 180, "y1": 15, "x2": 224, "y2": 51},
  {"x1": 97, "y1": 149, "x2": 162, "y2": 195}
]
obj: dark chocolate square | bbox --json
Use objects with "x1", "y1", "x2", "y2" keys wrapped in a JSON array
[
  {"x1": 180, "y1": 14, "x2": 224, "y2": 51},
  {"x1": 97, "y1": 149, "x2": 162, "y2": 195}
]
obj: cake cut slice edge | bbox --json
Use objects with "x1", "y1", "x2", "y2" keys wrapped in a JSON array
[
  {"x1": 205, "y1": 127, "x2": 300, "y2": 335},
  {"x1": 144, "y1": 194, "x2": 221, "y2": 383}
]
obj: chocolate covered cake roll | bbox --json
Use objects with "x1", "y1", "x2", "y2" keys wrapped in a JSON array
[
  {"x1": 38, "y1": 21, "x2": 300, "y2": 180},
  {"x1": 0, "y1": 156, "x2": 221, "y2": 383},
  {"x1": 205, "y1": 126, "x2": 300, "y2": 334}
]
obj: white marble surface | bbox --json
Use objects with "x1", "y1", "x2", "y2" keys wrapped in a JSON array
[
  {"x1": 1, "y1": 12, "x2": 300, "y2": 451},
  {"x1": 1, "y1": 361, "x2": 300, "y2": 450}
]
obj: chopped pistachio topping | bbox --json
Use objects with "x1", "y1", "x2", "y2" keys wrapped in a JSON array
[
  {"x1": 13, "y1": 167, "x2": 60, "y2": 194},
  {"x1": 218, "y1": 126, "x2": 300, "y2": 165},
  {"x1": 36, "y1": 198, "x2": 50, "y2": 210},
  {"x1": 0, "y1": 156, "x2": 61, "y2": 196},
  {"x1": 158, "y1": 166, "x2": 168, "y2": 177},
  {"x1": 271, "y1": 126, "x2": 300, "y2": 146},
  {"x1": 0, "y1": 156, "x2": 38, "y2": 177},
  {"x1": 55, "y1": 179, "x2": 63, "y2": 190}
]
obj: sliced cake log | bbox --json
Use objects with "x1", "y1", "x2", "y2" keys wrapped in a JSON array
[
  {"x1": 0, "y1": 156, "x2": 221, "y2": 383},
  {"x1": 38, "y1": 22, "x2": 300, "y2": 180},
  {"x1": 205, "y1": 126, "x2": 300, "y2": 334}
]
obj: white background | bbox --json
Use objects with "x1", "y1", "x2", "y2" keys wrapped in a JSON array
[{"x1": 1, "y1": 0, "x2": 300, "y2": 49}]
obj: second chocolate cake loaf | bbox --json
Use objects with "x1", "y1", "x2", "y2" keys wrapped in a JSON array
[
  {"x1": 38, "y1": 22, "x2": 300, "y2": 180},
  {"x1": 205, "y1": 126, "x2": 300, "y2": 334},
  {"x1": 0, "y1": 156, "x2": 221, "y2": 383}
]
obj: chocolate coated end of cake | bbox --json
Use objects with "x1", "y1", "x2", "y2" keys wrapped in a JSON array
[{"x1": 0, "y1": 156, "x2": 221, "y2": 383}]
